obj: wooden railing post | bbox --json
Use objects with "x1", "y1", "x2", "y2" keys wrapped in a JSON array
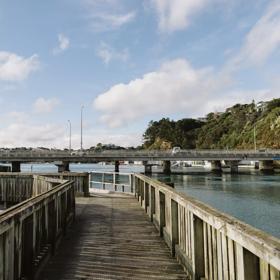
[
  {"x1": 159, "y1": 192, "x2": 165, "y2": 237},
  {"x1": 144, "y1": 182, "x2": 149, "y2": 213},
  {"x1": 171, "y1": 199, "x2": 178, "y2": 257},
  {"x1": 193, "y1": 215, "x2": 205, "y2": 279},
  {"x1": 113, "y1": 173, "x2": 117, "y2": 191},
  {"x1": 150, "y1": 186, "x2": 155, "y2": 222}
]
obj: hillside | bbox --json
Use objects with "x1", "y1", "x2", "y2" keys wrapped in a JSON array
[{"x1": 143, "y1": 98, "x2": 280, "y2": 149}]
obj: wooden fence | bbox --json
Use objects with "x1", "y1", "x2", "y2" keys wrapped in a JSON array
[
  {"x1": 0, "y1": 176, "x2": 75, "y2": 280},
  {"x1": 132, "y1": 174, "x2": 280, "y2": 280},
  {"x1": 0, "y1": 172, "x2": 89, "y2": 206}
]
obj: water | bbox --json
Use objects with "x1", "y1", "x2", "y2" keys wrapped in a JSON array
[
  {"x1": 20, "y1": 163, "x2": 280, "y2": 239},
  {"x1": 152, "y1": 171, "x2": 280, "y2": 239}
]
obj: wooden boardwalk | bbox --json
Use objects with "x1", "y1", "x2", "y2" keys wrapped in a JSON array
[{"x1": 40, "y1": 193, "x2": 188, "y2": 280}]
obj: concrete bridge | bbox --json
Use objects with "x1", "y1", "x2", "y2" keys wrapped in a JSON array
[
  {"x1": 0, "y1": 171, "x2": 279, "y2": 279},
  {"x1": 0, "y1": 149, "x2": 280, "y2": 173}
]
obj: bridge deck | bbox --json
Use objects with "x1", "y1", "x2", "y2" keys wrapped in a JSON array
[{"x1": 40, "y1": 193, "x2": 188, "y2": 280}]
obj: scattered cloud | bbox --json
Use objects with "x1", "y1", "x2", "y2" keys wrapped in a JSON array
[
  {"x1": 0, "y1": 123, "x2": 65, "y2": 148},
  {"x1": 53, "y1": 34, "x2": 70, "y2": 55},
  {"x1": 150, "y1": 0, "x2": 209, "y2": 32},
  {"x1": 33, "y1": 97, "x2": 60, "y2": 113},
  {"x1": 83, "y1": 0, "x2": 136, "y2": 31},
  {"x1": 96, "y1": 42, "x2": 129, "y2": 64},
  {"x1": 227, "y1": 1, "x2": 280, "y2": 69},
  {"x1": 93, "y1": 58, "x2": 280, "y2": 128},
  {"x1": 0, "y1": 51, "x2": 39, "y2": 81},
  {"x1": 0, "y1": 120, "x2": 141, "y2": 148},
  {"x1": 7, "y1": 111, "x2": 29, "y2": 123},
  {"x1": 93, "y1": 59, "x2": 231, "y2": 127}
]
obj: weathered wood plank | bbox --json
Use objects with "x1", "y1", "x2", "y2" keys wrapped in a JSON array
[{"x1": 40, "y1": 194, "x2": 189, "y2": 280}]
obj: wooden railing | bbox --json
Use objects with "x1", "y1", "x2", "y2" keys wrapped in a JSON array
[
  {"x1": 42, "y1": 173, "x2": 89, "y2": 197},
  {"x1": 133, "y1": 174, "x2": 280, "y2": 280},
  {"x1": 92, "y1": 172, "x2": 280, "y2": 279},
  {"x1": 0, "y1": 176, "x2": 75, "y2": 280},
  {"x1": 0, "y1": 172, "x2": 89, "y2": 205}
]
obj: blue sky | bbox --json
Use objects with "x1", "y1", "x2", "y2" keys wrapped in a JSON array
[{"x1": 0, "y1": 0, "x2": 280, "y2": 148}]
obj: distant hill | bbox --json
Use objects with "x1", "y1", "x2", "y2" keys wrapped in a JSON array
[{"x1": 143, "y1": 98, "x2": 280, "y2": 149}]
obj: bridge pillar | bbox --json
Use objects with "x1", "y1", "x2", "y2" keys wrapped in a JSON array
[
  {"x1": 11, "y1": 161, "x2": 21, "y2": 172},
  {"x1": 143, "y1": 161, "x2": 152, "y2": 174},
  {"x1": 259, "y1": 160, "x2": 274, "y2": 173},
  {"x1": 115, "y1": 161, "x2": 120, "y2": 173},
  {"x1": 56, "y1": 162, "x2": 70, "y2": 173},
  {"x1": 163, "y1": 160, "x2": 171, "y2": 175},
  {"x1": 210, "y1": 160, "x2": 222, "y2": 173},
  {"x1": 225, "y1": 160, "x2": 239, "y2": 173}
]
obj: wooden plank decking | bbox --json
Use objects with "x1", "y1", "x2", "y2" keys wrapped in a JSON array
[{"x1": 40, "y1": 193, "x2": 189, "y2": 280}]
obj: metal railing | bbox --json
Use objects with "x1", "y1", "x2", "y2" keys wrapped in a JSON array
[{"x1": 90, "y1": 171, "x2": 134, "y2": 193}]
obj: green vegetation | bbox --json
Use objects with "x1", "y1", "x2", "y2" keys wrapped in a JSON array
[
  {"x1": 143, "y1": 118, "x2": 204, "y2": 149},
  {"x1": 143, "y1": 98, "x2": 280, "y2": 149}
]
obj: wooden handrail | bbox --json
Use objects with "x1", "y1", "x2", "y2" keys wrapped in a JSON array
[
  {"x1": 134, "y1": 173, "x2": 280, "y2": 279},
  {"x1": 0, "y1": 176, "x2": 76, "y2": 279}
]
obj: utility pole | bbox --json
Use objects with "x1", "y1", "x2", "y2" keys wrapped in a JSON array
[
  {"x1": 68, "y1": 120, "x2": 72, "y2": 152},
  {"x1": 80, "y1": 105, "x2": 84, "y2": 151}
]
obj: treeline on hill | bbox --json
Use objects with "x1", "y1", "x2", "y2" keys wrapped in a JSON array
[{"x1": 143, "y1": 98, "x2": 280, "y2": 149}]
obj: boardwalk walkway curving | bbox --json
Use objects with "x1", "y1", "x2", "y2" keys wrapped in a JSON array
[{"x1": 40, "y1": 193, "x2": 189, "y2": 280}]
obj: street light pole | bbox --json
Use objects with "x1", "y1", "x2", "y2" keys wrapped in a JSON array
[
  {"x1": 68, "y1": 120, "x2": 72, "y2": 152},
  {"x1": 80, "y1": 105, "x2": 84, "y2": 151}
]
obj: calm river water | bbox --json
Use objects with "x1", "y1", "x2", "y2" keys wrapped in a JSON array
[{"x1": 21, "y1": 163, "x2": 280, "y2": 239}]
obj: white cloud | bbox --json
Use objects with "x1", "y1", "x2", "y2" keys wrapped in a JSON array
[
  {"x1": 33, "y1": 97, "x2": 60, "y2": 113},
  {"x1": 150, "y1": 0, "x2": 209, "y2": 32},
  {"x1": 228, "y1": 1, "x2": 280, "y2": 69},
  {"x1": 7, "y1": 111, "x2": 29, "y2": 123},
  {"x1": 83, "y1": 0, "x2": 135, "y2": 31},
  {"x1": 0, "y1": 52, "x2": 39, "y2": 81},
  {"x1": 93, "y1": 58, "x2": 280, "y2": 128},
  {"x1": 96, "y1": 42, "x2": 129, "y2": 64},
  {"x1": 53, "y1": 34, "x2": 70, "y2": 55},
  {"x1": 0, "y1": 119, "x2": 141, "y2": 148},
  {"x1": 72, "y1": 131, "x2": 142, "y2": 148},
  {"x1": 93, "y1": 59, "x2": 231, "y2": 127},
  {"x1": 0, "y1": 123, "x2": 66, "y2": 148}
]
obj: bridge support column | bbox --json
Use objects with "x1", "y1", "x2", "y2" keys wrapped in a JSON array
[
  {"x1": 143, "y1": 161, "x2": 152, "y2": 174},
  {"x1": 259, "y1": 160, "x2": 274, "y2": 173},
  {"x1": 115, "y1": 161, "x2": 120, "y2": 173},
  {"x1": 225, "y1": 160, "x2": 239, "y2": 173},
  {"x1": 12, "y1": 161, "x2": 21, "y2": 172},
  {"x1": 210, "y1": 160, "x2": 222, "y2": 173},
  {"x1": 163, "y1": 160, "x2": 171, "y2": 175},
  {"x1": 56, "y1": 162, "x2": 70, "y2": 173}
]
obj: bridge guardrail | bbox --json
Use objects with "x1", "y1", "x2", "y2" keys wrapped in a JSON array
[{"x1": 1, "y1": 149, "x2": 280, "y2": 159}]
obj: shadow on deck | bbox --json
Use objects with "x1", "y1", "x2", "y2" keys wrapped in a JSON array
[{"x1": 40, "y1": 193, "x2": 188, "y2": 280}]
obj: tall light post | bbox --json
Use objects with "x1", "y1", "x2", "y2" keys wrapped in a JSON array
[
  {"x1": 80, "y1": 105, "x2": 84, "y2": 151},
  {"x1": 68, "y1": 120, "x2": 72, "y2": 152}
]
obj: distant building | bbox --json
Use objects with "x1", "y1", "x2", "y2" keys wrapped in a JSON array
[
  {"x1": 256, "y1": 101, "x2": 268, "y2": 111},
  {"x1": 197, "y1": 117, "x2": 207, "y2": 122}
]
